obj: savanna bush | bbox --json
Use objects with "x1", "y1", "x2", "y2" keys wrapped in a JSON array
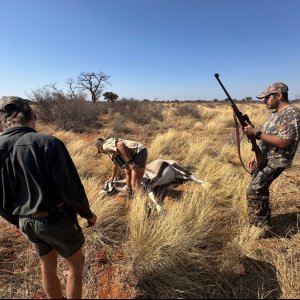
[
  {"x1": 172, "y1": 103, "x2": 201, "y2": 119},
  {"x1": 109, "y1": 101, "x2": 164, "y2": 125},
  {"x1": 31, "y1": 90, "x2": 103, "y2": 132},
  {"x1": 111, "y1": 113, "x2": 134, "y2": 135},
  {"x1": 53, "y1": 99, "x2": 103, "y2": 132}
]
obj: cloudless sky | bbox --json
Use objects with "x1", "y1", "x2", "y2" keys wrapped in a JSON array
[{"x1": 0, "y1": 0, "x2": 299, "y2": 101}]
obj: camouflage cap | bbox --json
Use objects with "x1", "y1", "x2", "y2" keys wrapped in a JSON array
[
  {"x1": 256, "y1": 82, "x2": 288, "y2": 99},
  {"x1": 0, "y1": 96, "x2": 31, "y2": 113}
]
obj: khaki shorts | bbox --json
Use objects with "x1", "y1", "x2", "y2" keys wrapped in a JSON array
[
  {"x1": 134, "y1": 148, "x2": 148, "y2": 168},
  {"x1": 19, "y1": 212, "x2": 85, "y2": 257}
]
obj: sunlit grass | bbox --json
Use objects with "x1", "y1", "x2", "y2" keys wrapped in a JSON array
[{"x1": 1, "y1": 101, "x2": 299, "y2": 299}]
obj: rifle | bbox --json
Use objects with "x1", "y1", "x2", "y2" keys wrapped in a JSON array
[{"x1": 214, "y1": 73, "x2": 267, "y2": 174}]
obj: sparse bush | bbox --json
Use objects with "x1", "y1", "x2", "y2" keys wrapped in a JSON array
[
  {"x1": 54, "y1": 99, "x2": 102, "y2": 132},
  {"x1": 111, "y1": 113, "x2": 134, "y2": 135},
  {"x1": 30, "y1": 88, "x2": 104, "y2": 132},
  {"x1": 110, "y1": 101, "x2": 164, "y2": 125},
  {"x1": 29, "y1": 88, "x2": 56, "y2": 123},
  {"x1": 173, "y1": 103, "x2": 201, "y2": 119}
]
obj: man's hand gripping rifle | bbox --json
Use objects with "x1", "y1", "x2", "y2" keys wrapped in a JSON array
[{"x1": 214, "y1": 73, "x2": 267, "y2": 174}]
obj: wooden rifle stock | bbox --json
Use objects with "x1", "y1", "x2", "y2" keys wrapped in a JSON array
[{"x1": 214, "y1": 73, "x2": 267, "y2": 173}]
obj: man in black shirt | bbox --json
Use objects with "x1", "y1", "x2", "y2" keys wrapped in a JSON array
[{"x1": 0, "y1": 96, "x2": 97, "y2": 299}]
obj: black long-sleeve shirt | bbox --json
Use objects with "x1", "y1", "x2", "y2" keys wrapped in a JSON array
[{"x1": 0, "y1": 126, "x2": 93, "y2": 226}]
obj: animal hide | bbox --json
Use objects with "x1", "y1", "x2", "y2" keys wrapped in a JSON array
[{"x1": 99, "y1": 159, "x2": 207, "y2": 213}]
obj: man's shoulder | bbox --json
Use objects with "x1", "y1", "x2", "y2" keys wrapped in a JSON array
[
  {"x1": 287, "y1": 105, "x2": 300, "y2": 123},
  {"x1": 286, "y1": 105, "x2": 299, "y2": 115},
  {"x1": 20, "y1": 132, "x2": 63, "y2": 147},
  {"x1": 276, "y1": 105, "x2": 300, "y2": 122},
  {"x1": 23, "y1": 131, "x2": 57, "y2": 141},
  {"x1": 291, "y1": 105, "x2": 300, "y2": 119}
]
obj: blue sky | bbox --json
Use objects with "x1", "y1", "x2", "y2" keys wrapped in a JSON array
[{"x1": 0, "y1": 0, "x2": 299, "y2": 101}]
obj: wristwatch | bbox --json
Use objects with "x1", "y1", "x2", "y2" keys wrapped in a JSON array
[{"x1": 255, "y1": 131, "x2": 262, "y2": 140}]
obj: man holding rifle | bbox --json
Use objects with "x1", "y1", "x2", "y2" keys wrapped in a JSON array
[{"x1": 242, "y1": 83, "x2": 300, "y2": 229}]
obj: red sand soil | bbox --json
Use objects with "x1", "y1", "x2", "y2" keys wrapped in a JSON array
[
  {"x1": 0, "y1": 182, "x2": 185, "y2": 299},
  {"x1": 96, "y1": 249, "x2": 135, "y2": 299},
  {"x1": 0, "y1": 223, "x2": 23, "y2": 266},
  {"x1": 2, "y1": 173, "x2": 300, "y2": 299},
  {"x1": 95, "y1": 180, "x2": 190, "y2": 299}
]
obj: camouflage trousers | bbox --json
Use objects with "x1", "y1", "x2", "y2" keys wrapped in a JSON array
[{"x1": 246, "y1": 165, "x2": 284, "y2": 227}]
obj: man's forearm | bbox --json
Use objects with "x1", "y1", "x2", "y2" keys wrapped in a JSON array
[
  {"x1": 260, "y1": 132, "x2": 291, "y2": 148},
  {"x1": 244, "y1": 125, "x2": 291, "y2": 149}
]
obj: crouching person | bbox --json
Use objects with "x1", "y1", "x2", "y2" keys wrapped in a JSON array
[{"x1": 95, "y1": 137, "x2": 148, "y2": 194}]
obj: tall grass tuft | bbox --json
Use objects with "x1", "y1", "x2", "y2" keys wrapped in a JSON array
[{"x1": 125, "y1": 189, "x2": 228, "y2": 298}]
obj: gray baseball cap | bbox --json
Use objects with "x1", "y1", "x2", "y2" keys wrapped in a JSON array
[{"x1": 0, "y1": 96, "x2": 31, "y2": 113}]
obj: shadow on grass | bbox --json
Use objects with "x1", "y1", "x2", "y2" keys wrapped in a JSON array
[
  {"x1": 134, "y1": 255, "x2": 281, "y2": 299},
  {"x1": 224, "y1": 256, "x2": 281, "y2": 299},
  {"x1": 270, "y1": 212, "x2": 300, "y2": 238}
]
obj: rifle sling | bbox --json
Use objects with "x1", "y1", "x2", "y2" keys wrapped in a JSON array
[{"x1": 233, "y1": 115, "x2": 251, "y2": 175}]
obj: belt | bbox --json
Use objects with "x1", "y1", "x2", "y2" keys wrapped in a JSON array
[{"x1": 21, "y1": 206, "x2": 65, "y2": 218}]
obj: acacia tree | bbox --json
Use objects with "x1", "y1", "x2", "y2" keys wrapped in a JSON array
[
  {"x1": 103, "y1": 91, "x2": 119, "y2": 103},
  {"x1": 77, "y1": 71, "x2": 110, "y2": 103}
]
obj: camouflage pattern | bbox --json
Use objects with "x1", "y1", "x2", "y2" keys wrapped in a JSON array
[
  {"x1": 247, "y1": 166, "x2": 284, "y2": 227},
  {"x1": 256, "y1": 82, "x2": 289, "y2": 99},
  {"x1": 247, "y1": 105, "x2": 300, "y2": 227},
  {"x1": 260, "y1": 105, "x2": 300, "y2": 168},
  {"x1": 0, "y1": 96, "x2": 31, "y2": 114}
]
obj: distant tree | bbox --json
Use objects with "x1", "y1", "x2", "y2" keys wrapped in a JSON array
[
  {"x1": 77, "y1": 71, "x2": 110, "y2": 103},
  {"x1": 66, "y1": 78, "x2": 79, "y2": 99},
  {"x1": 103, "y1": 91, "x2": 119, "y2": 103},
  {"x1": 245, "y1": 96, "x2": 252, "y2": 101},
  {"x1": 45, "y1": 82, "x2": 64, "y2": 99}
]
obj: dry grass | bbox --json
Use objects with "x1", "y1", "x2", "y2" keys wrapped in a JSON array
[
  {"x1": 125, "y1": 189, "x2": 225, "y2": 299},
  {"x1": 0, "y1": 101, "x2": 299, "y2": 299}
]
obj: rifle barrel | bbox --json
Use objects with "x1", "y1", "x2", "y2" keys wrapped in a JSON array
[
  {"x1": 214, "y1": 73, "x2": 234, "y2": 104},
  {"x1": 214, "y1": 73, "x2": 267, "y2": 173}
]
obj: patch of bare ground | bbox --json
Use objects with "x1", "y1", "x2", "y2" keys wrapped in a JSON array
[
  {"x1": 0, "y1": 223, "x2": 23, "y2": 269},
  {"x1": 96, "y1": 249, "x2": 137, "y2": 299}
]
